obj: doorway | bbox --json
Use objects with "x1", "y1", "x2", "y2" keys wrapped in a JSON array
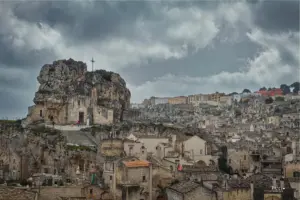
[{"x1": 79, "y1": 112, "x2": 84, "y2": 123}]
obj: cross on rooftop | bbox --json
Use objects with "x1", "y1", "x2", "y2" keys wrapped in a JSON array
[{"x1": 91, "y1": 58, "x2": 95, "y2": 72}]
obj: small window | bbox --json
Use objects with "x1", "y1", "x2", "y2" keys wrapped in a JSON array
[
  {"x1": 78, "y1": 100, "x2": 80, "y2": 106},
  {"x1": 229, "y1": 159, "x2": 231, "y2": 164},
  {"x1": 293, "y1": 171, "x2": 300, "y2": 177},
  {"x1": 200, "y1": 149, "x2": 203, "y2": 154},
  {"x1": 110, "y1": 176, "x2": 112, "y2": 180},
  {"x1": 244, "y1": 155, "x2": 246, "y2": 160},
  {"x1": 142, "y1": 151, "x2": 145, "y2": 154},
  {"x1": 40, "y1": 110, "x2": 43, "y2": 117},
  {"x1": 142, "y1": 176, "x2": 146, "y2": 182}
]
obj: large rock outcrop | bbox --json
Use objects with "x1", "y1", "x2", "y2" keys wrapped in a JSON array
[{"x1": 33, "y1": 58, "x2": 131, "y2": 122}]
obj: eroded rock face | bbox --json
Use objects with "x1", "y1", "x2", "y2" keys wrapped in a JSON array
[{"x1": 33, "y1": 58, "x2": 131, "y2": 122}]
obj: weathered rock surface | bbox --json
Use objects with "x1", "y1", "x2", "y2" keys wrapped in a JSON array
[{"x1": 34, "y1": 58, "x2": 131, "y2": 121}]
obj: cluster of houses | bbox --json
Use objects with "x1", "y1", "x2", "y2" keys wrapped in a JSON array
[
  {"x1": 130, "y1": 88, "x2": 300, "y2": 109},
  {"x1": 0, "y1": 86, "x2": 300, "y2": 200}
]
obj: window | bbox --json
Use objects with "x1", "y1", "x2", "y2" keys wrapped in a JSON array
[
  {"x1": 244, "y1": 155, "x2": 246, "y2": 160},
  {"x1": 110, "y1": 176, "x2": 112, "y2": 180},
  {"x1": 78, "y1": 100, "x2": 80, "y2": 106},
  {"x1": 142, "y1": 150, "x2": 145, "y2": 154},
  {"x1": 200, "y1": 149, "x2": 203, "y2": 154},
  {"x1": 229, "y1": 159, "x2": 231, "y2": 164},
  {"x1": 142, "y1": 176, "x2": 146, "y2": 182},
  {"x1": 40, "y1": 110, "x2": 43, "y2": 117},
  {"x1": 293, "y1": 171, "x2": 300, "y2": 177}
]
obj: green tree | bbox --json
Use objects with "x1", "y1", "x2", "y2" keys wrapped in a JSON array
[
  {"x1": 280, "y1": 84, "x2": 291, "y2": 95},
  {"x1": 275, "y1": 96, "x2": 285, "y2": 101},
  {"x1": 228, "y1": 92, "x2": 238, "y2": 96},
  {"x1": 265, "y1": 97, "x2": 274, "y2": 104},
  {"x1": 291, "y1": 82, "x2": 300, "y2": 93},
  {"x1": 242, "y1": 89, "x2": 251, "y2": 93},
  {"x1": 259, "y1": 87, "x2": 267, "y2": 91}
]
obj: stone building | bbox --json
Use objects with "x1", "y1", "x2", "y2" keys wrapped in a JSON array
[
  {"x1": 116, "y1": 159, "x2": 153, "y2": 200},
  {"x1": 168, "y1": 96, "x2": 188, "y2": 105},
  {"x1": 166, "y1": 180, "x2": 217, "y2": 200},
  {"x1": 188, "y1": 94, "x2": 209, "y2": 106},
  {"x1": 24, "y1": 59, "x2": 130, "y2": 126},
  {"x1": 227, "y1": 148, "x2": 251, "y2": 173},
  {"x1": 0, "y1": 148, "x2": 22, "y2": 181},
  {"x1": 154, "y1": 97, "x2": 169, "y2": 105},
  {"x1": 208, "y1": 92, "x2": 225, "y2": 102}
]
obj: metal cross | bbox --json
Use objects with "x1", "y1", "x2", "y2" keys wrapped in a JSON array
[{"x1": 91, "y1": 58, "x2": 95, "y2": 72}]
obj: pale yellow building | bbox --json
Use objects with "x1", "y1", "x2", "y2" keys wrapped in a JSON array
[
  {"x1": 168, "y1": 96, "x2": 188, "y2": 104},
  {"x1": 284, "y1": 162, "x2": 300, "y2": 178}
]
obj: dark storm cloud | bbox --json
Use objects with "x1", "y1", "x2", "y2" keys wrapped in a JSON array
[
  {"x1": 0, "y1": 0, "x2": 299, "y2": 118},
  {"x1": 0, "y1": 40, "x2": 56, "y2": 68},
  {"x1": 12, "y1": 1, "x2": 156, "y2": 43},
  {"x1": 252, "y1": 0, "x2": 299, "y2": 33},
  {"x1": 0, "y1": 90, "x2": 31, "y2": 119},
  {"x1": 121, "y1": 35, "x2": 261, "y2": 85}
]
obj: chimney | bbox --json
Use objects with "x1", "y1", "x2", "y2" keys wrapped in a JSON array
[
  {"x1": 292, "y1": 141, "x2": 296, "y2": 160},
  {"x1": 171, "y1": 134, "x2": 176, "y2": 149},
  {"x1": 149, "y1": 162, "x2": 153, "y2": 200},
  {"x1": 280, "y1": 177, "x2": 285, "y2": 190},
  {"x1": 113, "y1": 162, "x2": 116, "y2": 200},
  {"x1": 250, "y1": 181, "x2": 254, "y2": 200},
  {"x1": 272, "y1": 176, "x2": 277, "y2": 188}
]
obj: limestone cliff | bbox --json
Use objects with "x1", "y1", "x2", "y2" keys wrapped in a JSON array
[{"x1": 32, "y1": 58, "x2": 131, "y2": 123}]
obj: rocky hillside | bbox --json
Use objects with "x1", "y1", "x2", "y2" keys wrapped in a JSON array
[
  {"x1": 82, "y1": 121, "x2": 213, "y2": 143},
  {"x1": 33, "y1": 58, "x2": 131, "y2": 121}
]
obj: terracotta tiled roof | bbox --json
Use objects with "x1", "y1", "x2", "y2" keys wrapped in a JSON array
[{"x1": 123, "y1": 160, "x2": 150, "y2": 168}]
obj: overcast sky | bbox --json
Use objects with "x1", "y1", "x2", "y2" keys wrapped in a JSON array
[{"x1": 0, "y1": 0, "x2": 299, "y2": 118}]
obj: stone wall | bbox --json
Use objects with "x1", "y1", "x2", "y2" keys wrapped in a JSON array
[
  {"x1": 38, "y1": 186, "x2": 83, "y2": 200},
  {"x1": 0, "y1": 187, "x2": 37, "y2": 200}
]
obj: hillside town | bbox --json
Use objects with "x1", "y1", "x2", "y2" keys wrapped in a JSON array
[{"x1": 0, "y1": 59, "x2": 300, "y2": 200}]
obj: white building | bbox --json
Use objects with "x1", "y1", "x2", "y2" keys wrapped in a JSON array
[
  {"x1": 154, "y1": 97, "x2": 169, "y2": 105},
  {"x1": 130, "y1": 103, "x2": 145, "y2": 109}
]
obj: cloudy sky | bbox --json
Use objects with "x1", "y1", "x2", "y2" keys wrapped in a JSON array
[{"x1": 0, "y1": 0, "x2": 299, "y2": 118}]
